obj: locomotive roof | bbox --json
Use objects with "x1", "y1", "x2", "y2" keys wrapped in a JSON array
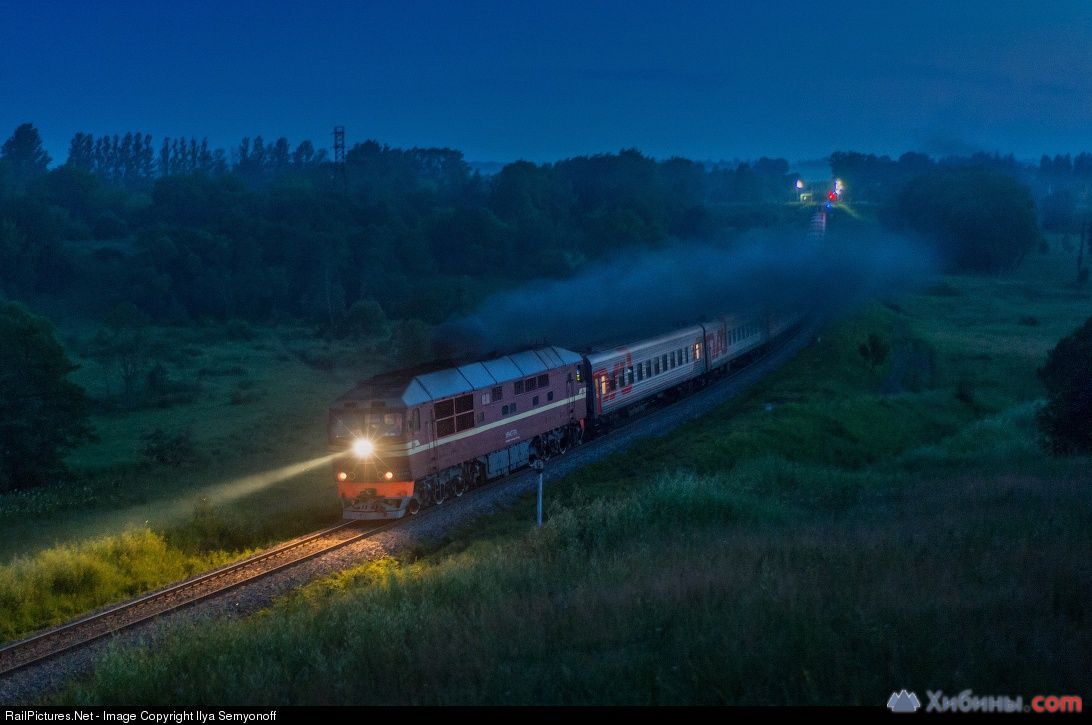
[{"x1": 337, "y1": 346, "x2": 581, "y2": 408}]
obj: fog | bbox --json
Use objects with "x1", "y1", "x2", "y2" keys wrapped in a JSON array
[{"x1": 435, "y1": 219, "x2": 937, "y2": 357}]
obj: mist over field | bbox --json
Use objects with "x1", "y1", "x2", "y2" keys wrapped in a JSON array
[{"x1": 435, "y1": 227, "x2": 938, "y2": 356}]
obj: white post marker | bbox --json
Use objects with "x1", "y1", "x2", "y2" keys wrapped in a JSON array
[{"x1": 533, "y1": 458, "x2": 545, "y2": 527}]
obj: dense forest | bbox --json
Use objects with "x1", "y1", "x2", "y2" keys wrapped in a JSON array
[
  {"x1": 2, "y1": 123, "x2": 1071, "y2": 333},
  {"x1": 0, "y1": 123, "x2": 805, "y2": 330}
]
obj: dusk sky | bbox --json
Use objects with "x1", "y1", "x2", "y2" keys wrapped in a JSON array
[{"x1": 4, "y1": 0, "x2": 1092, "y2": 165}]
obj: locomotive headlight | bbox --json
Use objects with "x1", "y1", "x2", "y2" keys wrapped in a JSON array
[
  {"x1": 337, "y1": 471, "x2": 348, "y2": 481},
  {"x1": 384, "y1": 471, "x2": 394, "y2": 480},
  {"x1": 351, "y1": 438, "x2": 374, "y2": 459}
]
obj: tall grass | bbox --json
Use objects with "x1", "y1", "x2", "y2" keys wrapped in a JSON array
[
  {"x1": 36, "y1": 253, "x2": 1092, "y2": 702},
  {"x1": 0, "y1": 530, "x2": 233, "y2": 642},
  {"x1": 64, "y1": 458, "x2": 1091, "y2": 705}
]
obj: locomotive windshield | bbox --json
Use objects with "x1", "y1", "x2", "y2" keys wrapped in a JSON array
[
  {"x1": 328, "y1": 410, "x2": 403, "y2": 440},
  {"x1": 364, "y1": 412, "x2": 403, "y2": 437}
]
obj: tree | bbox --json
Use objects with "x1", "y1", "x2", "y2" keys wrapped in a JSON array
[
  {"x1": 886, "y1": 168, "x2": 1041, "y2": 273},
  {"x1": 1037, "y1": 317, "x2": 1092, "y2": 454},
  {"x1": 858, "y1": 332, "x2": 889, "y2": 370},
  {"x1": 86, "y1": 303, "x2": 158, "y2": 402},
  {"x1": 1, "y1": 123, "x2": 51, "y2": 185},
  {"x1": 0, "y1": 302, "x2": 92, "y2": 491}
]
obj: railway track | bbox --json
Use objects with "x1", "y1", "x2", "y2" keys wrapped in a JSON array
[
  {"x1": 0, "y1": 320, "x2": 814, "y2": 681},
  {"x1": 0, "y1": 519, "x2": 393, "y2": 676}
]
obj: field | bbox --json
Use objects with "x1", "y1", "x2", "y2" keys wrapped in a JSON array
[
  {"x1": 0, "y1": 324, "x2": 380, "y2": 640},
  {"x1": 48, "y1": 247, "x2": 1092, "y2": 704}
]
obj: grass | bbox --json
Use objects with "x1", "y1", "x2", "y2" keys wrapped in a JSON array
[
  {"x1": 56, "y1": 246, "x2": 1092, "y2": 704},
  {"x1": 0, "y1": 324, "x2": 373, "y2": 640}
]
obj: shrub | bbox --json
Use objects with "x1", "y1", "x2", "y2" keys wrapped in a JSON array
[
  {"x1": 140, "y1": 429, "x2": 199, "y2": 466},
  {"x1": 1037, "y1": 317, "x2": 1092, "y2": 453}
]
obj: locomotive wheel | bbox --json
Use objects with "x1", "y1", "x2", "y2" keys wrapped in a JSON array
[
  {"x1": 452, "y1": 476, "x2": 467, "y2": 497},
  {"x1": 406, "y1": 497, "x2": 421, "y2": 516},
  {"x1": 433, "y1": 482, "x2": 448, "y2": 505}
]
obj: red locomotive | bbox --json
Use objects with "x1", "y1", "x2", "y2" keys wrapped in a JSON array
[{"x1": 329, "y1": 311, "x2": 803, "y2": 519}]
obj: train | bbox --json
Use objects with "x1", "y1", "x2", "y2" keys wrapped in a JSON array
[{"x1": 327, "y1": 308, "x2": 806, "y2": 520}]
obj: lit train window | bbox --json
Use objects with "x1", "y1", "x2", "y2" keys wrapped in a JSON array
[
  {"x1": 598, "y1": 376, "x2": 608, "y2": 396},
  {"x1": 693, "y1": 343, "x2": 701, "y2": 360}
]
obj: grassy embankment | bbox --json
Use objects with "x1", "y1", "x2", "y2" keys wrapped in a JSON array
[
  {"x1": 60, "y1": 249, "x2": 1092, "y2": 704},
  {"x1": 0, "y1": 324, "x2": 375, "y2": 641}
]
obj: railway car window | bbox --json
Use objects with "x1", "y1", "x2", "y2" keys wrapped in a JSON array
[
  {"x1": 626, "y1": 366, "x2": 633, "y2": 385},
  {"x1": 654, "y1": 359, "x2": 660, "y2": 375},
  {"x1": 636, "y1": 364, "x2": 644, "y2": 382},
  {"x1": 436, "y1": 418, "x2": 456, "y2": 437},
  {"x1": 455, "y1": 412, "x2": 474, "y2": 432},
  {"x1": 645, "y1": 361, "x2": 652, "y2": 378},
  {"x1": 482, "y1": 392, "x2": 491, "y2": 405},
  {"x1": 693, "y1": 342, "x2": 701, "y2": 360},
  {"x1": 434, "y1": 399, "x2": 455, "y2": 419},
  {"x1": 598, "y1": 376, "x2": 608, "y2": 396},
  {"x1": 492, "y1": 386, "x2": 503, "y2": 401},
  {"x1": 548, "y1": 391, "x2": 554, "y2": 401},
  {"x1": 532, "y1": 395, "x2": 539, "y2": 406},
  {"x1": 525, "y1": 377, "x2": 537, "y2": 392},
  {"x1": 661, "y1": 354, "x2": 668, "y2": 371},
  {"x1": 515, "y1": 381, "x2": 524, "y2": 395},
  {"x1": 537, "y1": 374, "x2": 549, "y2": 388},
  {"x1": 455, "y1": 394, "x2": 473, "y2": 413}
]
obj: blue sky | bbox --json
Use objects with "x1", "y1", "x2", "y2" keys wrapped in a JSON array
[{"x1": 3, "y1": 0, "x2": 1092, "y2": 164}]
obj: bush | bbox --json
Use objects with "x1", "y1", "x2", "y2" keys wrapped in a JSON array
[
  {"x1": 886, "y1": 168, "x2": 1040, "y2": 273},
  {"x1": 0, "y1": 303, "x2": 92, "y2": 491},
  {"x1": 140, "y1": 429, "x2": 199, "y2": 467},
  {"x1": 1037, "y1": 317, "x2": 1092, "y2": 453}
]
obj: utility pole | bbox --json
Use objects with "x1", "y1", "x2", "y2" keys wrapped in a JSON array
[
  {"x1": 333, "y1": 125, "x2": 346, "y2": 193},
  {"x1": 533, "y1": 458, "x2": 545, "y2": 527}
]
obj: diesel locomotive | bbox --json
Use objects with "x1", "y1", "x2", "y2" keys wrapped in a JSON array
[{"x1": 328, "y1": 309, "x2": 804, "y2": 520}]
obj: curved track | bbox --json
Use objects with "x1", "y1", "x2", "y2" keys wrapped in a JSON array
[
  {"x1": 0, "y1": 321, "x2": 813, "y2": 680},
  {"x1": 0, "y1": 520, "x2": 388, "y2": 676}
]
